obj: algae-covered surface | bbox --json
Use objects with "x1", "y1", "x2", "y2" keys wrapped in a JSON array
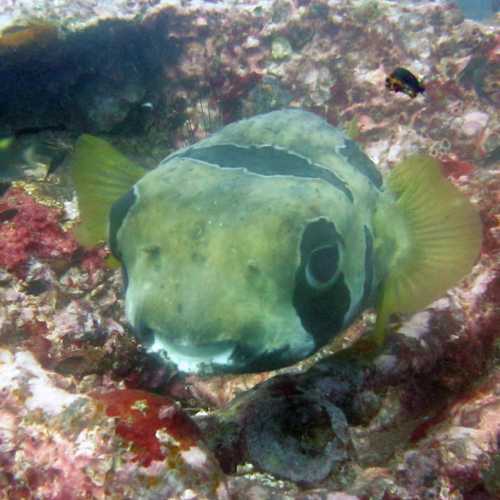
[{"x1": 0, "y1": 1, "x2": 499, "y2": 498}]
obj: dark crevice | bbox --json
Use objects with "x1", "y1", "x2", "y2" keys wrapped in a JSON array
[
  {"x1": 0, "y1": 13, "x2": 182, "y2": 135},
  {"x1": 361, "y1": 225, "x2": 375, "y2": 310}
]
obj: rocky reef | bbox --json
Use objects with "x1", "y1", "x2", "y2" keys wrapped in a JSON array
[{"x1": 0, "y1": 0, "x2": 499, "y2": 498}]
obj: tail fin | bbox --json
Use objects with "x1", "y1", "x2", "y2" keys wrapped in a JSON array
[
  {"x1": 373, "y1": 154, "x2": 482, "y2": 345},
  {"x1": 70, "y1": 134, "x2": 145, "y2": 248}
]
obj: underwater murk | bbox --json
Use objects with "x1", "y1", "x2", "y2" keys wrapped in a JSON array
[{"x1": 0, "y1": 1, "x2": 499, "y2": 498}]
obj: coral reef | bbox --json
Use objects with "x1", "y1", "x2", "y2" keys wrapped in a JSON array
[
  {"x1": 0, "y1": 0, "x2": 499, "y2": 497},
  {"x1": 0, "y1": 21, "x2": 59, "y2": 51}
]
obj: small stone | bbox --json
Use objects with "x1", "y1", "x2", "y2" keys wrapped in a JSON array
[
  {"x1": 462, "y1": 110, "x2": 489, "y2": 137},
  {"x1": 271, "y1": 36, "x2": 293, "y2": 61},
  {"x1": 243, "y1": 36, "x2": 260, "y2": 49}
]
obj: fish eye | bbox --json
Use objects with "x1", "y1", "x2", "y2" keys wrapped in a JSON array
[{"x1": 305, "y1": 243, "x2": 341, "y2": 290}]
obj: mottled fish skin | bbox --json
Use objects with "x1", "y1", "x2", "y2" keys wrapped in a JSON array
[
  {"x1": 110, "y1": 110, "x2": 388, "y2": 374},
  {"x1": 165, "y1": 110, "x2": 385, "y2": 325}
]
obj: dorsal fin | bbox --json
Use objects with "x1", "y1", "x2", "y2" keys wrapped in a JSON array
[{"x1": 70, "y1": 134, "x2": 145, "y2": 248}]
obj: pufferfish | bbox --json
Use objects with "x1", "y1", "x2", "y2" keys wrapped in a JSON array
[{"x1": 70, "y1": 109, "x2": 481, "y2": 374}]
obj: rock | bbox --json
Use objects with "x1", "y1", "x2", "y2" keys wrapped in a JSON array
[
  {"x1": 461, "y1": 110, "x2": 490, "y2": 137},
  {"x1": 0, "y1": 348, "x2": 229, "y2": 499},
  {"x1": 241, "y1": 377, "x2": 350, "y2": 485},
  {"x1": 242, "y1": 75, "x2": 293, "y2": 115},
  {"x1": 271, "y1": 35, "x2": 293, "y2": 61},
  {"x1": 76, "y1": 76, "x2": 146, "y2": 132}
]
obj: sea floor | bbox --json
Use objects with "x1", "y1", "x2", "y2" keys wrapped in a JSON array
[{"x1": 0, "y1": 1, "x2": 499, "y2": 498}]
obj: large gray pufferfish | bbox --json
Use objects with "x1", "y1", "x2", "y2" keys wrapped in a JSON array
[{"x1": 71, "y1": 109, "x2": 481, "y2": 374}]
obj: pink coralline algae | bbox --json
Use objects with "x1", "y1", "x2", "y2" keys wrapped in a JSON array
[{"x1": 0, "y1": 187, "x2": 78, "y2": 277}]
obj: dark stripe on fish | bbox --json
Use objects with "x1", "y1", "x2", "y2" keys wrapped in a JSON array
[
  {"x1": 177, "y1": 144, "x2": 354, "y2": 202},
  {"x1": 338, "y1": 139, "x2": 382, "y2": 188},
  {"x1": 361, "y1": 225, "x2": 374, "y2": 308},
  {"x1": 109, "y1": 188, "x2": 137, "y2": 260}
]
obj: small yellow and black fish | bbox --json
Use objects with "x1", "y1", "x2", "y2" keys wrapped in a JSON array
[{"x1": 386, "y1": 67, "x2": 425, "y2": 98}]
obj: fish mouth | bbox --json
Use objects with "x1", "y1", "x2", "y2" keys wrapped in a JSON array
[
  {"x1": 146, "y1": 333, "x2": 310, "y2": 375},
  {"x1": 147, "y1": 335, "x2": 238, "y2": 374}
]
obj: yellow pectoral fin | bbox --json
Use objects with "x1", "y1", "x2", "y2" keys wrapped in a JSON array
[
  {"x1": 70, "y1": 134, "x2": 145, "y2": 248},
  {"x1": 373, "y1": 154, "x2": 482, "y2": 346},
  {"x1": 0, "y1": 136, "x2": 14, "y2": 151},
  {"x1": 105, "y1": 254, "x2": 122, "y2": 269}
]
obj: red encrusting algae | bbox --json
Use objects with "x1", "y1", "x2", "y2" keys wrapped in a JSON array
[
  {"x1": 440, "y1": 157, "x2": 475, "y2": 179},
  {"x1": 93, "y1": 389, "x2": 202, "y2": 466},
  {"x1": 0, "y1": 187, "x2": 78, "y2": 277}
]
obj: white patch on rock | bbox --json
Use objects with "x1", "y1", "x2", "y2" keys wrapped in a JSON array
[
  {"x1": 354, "y1": 65, "x2": 386, "y2": 86},
  {"x1": 462, "y1": 110, "x2": 489, "y2": 137},
  {"x1": 431, "y1": 297, "x2": 452, "y2": 311},
  {"x1": 64, "y1": 196, "x2": 80, "y2": 221},
  {"x1": 0, "y1": 349, "x2": 80, "y2": 416},
  {"x1": 180, "y1": 490, "x2": 197, "y2": 500},
  {"x1": 0, "y1": 411, "x2": 16, "y2": 453},
  {"x1": 398, "y1": 311, "x2": 431, "y2": 340},
  {"x1": 156, "y1": 428, "x2": 181, "y2": 448},
  {"x1": 326, "y1": 494, "x2": 360, "y2": 500},
  {"x1": 374, "y1": 353, "x2": 398, "y2": 374},
  {"x1": 461, "y1": 268, "x2": 495, "y2": 306},
  {"x1": 386, "y1": 142, "x2": 403, "y2": 163},
  {"x1": 181, "y1": 446, "x2": 209, "y2": 471},
  {"x1": 75, "y1": 428, "x2": 102, "y2": 459},
  {"x1": 243, "y1": 36, "x2": 260, "y2": 49},
  {"x1": 364, "y1": 139, "x2": 391, "y2": 165}
]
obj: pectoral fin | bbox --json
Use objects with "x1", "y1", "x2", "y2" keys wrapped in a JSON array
[
  {"x1": 70, "y1": 134, "x2": 145, "y2": 248},
  {"x1": 373, "y1": 154, "x2": 481, "y2": 346}
]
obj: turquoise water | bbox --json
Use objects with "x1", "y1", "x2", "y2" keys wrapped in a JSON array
[{"x1": 455, "y1": 0, "x2": 498, "y2": 20}]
